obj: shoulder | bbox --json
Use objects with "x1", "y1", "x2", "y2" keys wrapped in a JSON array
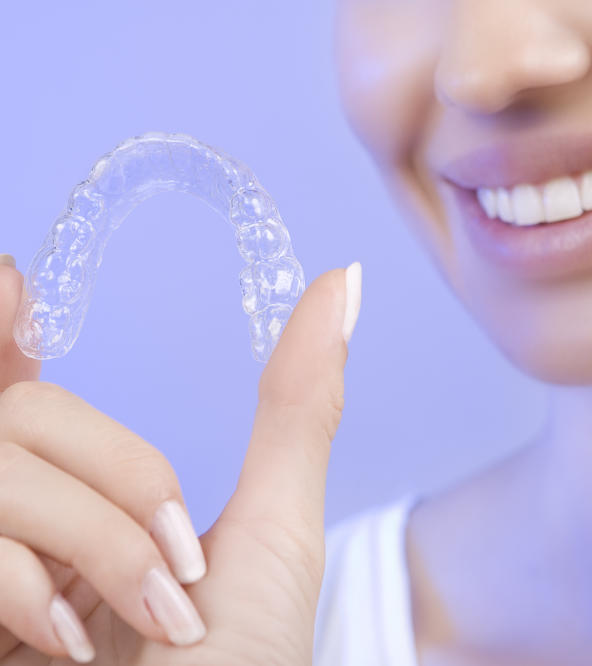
[
  {"x1": 322, "y1": 495, "x2": 416, "y2": 573},
  {"x1": 323, "y1": 493, "x2": 417, "y2": 574},
  {"x1": 313, "y1": 494, "x2": 419, "y2": 665}
]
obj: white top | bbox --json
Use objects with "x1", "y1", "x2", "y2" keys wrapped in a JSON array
[{"x1": 313, "y1": 493, "x2": 421, "y2": 666}]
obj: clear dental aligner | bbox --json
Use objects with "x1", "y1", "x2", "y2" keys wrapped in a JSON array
[{"x1": 13, "y1": 132, "x2": 305, "y2": 363}]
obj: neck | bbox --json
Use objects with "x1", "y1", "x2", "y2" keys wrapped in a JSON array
[
  {"x1": 541, "y1": 383, "x2": 592, "y2": 470},
  {"x1": 547, "y1": 383, "x2": 592, "y2": 451},
  {"x1": 533, "y1": 383, "x2": 592, "y2": 533}
]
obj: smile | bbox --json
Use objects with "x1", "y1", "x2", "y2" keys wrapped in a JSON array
[{"x1": 435, "y1": 132, "x2": 592, "y2": 279}]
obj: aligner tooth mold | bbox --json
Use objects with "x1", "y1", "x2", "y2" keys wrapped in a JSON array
[{"x1": 13, "y1": 132, "x2": 305, "y2": 362}]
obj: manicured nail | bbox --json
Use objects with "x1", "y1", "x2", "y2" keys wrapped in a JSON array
[
  {"x1": 142, "y1": 564, "x2": 207, "y2": 646},
  {"x1": 151, "y1": 500, "x2": 207, "y2": 584},
  {"x1": 0, "y1": 254, "x2": 16, "y2": 268},
  {"x1": 49, "y1": 593, "x2": 96, "y2": 663},
  {"x1": 343, "y1": 261, "x2": 362, "y2": 343}
]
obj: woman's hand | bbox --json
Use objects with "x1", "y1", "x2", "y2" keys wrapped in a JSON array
[{"x1": 0, "y1": 257, "x2": 361, "y2": 665}]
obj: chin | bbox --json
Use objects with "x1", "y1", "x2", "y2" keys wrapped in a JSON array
[{"x1": 488, "y1": 326, "x2": 592, "y2": 386}]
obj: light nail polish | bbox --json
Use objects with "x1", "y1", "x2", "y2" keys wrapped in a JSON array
[
  {"x1": 142, "y1": 564, "x2": 207, "y2": 646},
  {"x1": 49, "y1": 593, "x2": 96, "y2": 663},
  {"x1": 151, "y1": 499, "x2": 207, "y2": 584},
  {"x1": 343, "y1": 261, "x2": 362, "y2": 343},
  {"x1": 0, "y1": 254, "x2": 16, "y2": 268}
]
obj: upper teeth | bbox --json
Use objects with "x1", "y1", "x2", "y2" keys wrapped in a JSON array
[{"x1": 476, "y1": 171, "x2": 592, "y2": 226}]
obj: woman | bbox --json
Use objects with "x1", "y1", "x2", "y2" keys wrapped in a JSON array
[
  {"x1": 1, "y1": 1, "x2": 588, "y2": 664},
  {"x1": 316, "y1": 1, "x2": 592, "y2": 664}
]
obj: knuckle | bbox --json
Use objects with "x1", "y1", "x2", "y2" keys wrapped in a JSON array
[
  {"x1": 74, "y1": 511, "x2": 160, "y2": 580},
  {"x1": 245, "y1": 517, "x2": 325, "y2": 602},
  {"x1": 322, "y1": 386, "x2": 345, "y2": 442},
  {"x1": 0, "y1": 536, "x2": 45, "y2": 590},
  {"x1": 0, "y1": 382, "x2": 72, "y2": 442},
  {"x1": 0, "y1": 380, "x2": 38, "y2": 410},
  {"x1": 106, "y1": 436, "x2": 181, "y2": 504},
  {"x1": 258, "y1": 369, "x2": 345, "y2": 445},
  {"x1": 0, "y1": 380, "x2": 65, "y2": 414},
  {"x1": 0, "y1": 439, "x2": 27, "y2": 476}
]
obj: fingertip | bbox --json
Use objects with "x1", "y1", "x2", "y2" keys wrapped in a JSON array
[
  {"x1": 0, "y1": 264, "x2": 42, "y2": 388},
  {"x1": 268, "y1": 266, "x2": 346, "y2": 352},
  {"x1": 282, "y1": 267, "x2": 348, "y2": 344},
  {"x1": 0, "y1": 254, "x2": 16, "y2": 268},
  {"x1": 259, "y1": 267, "x2": 349, "y2": 407},
  {"x1": 0, "y1": 263, "x2": 25, "y2": 341},
  {"x1": 0, "y1": 262, "x2": 23, "y2": 309},
  {"x1": 49, "y1": 593, "x2": 96, "y2": 663}
]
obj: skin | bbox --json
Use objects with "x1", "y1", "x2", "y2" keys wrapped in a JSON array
[
  {"x1": 0, "y1": 262, "x2": 353, "y2": 665},
  {"x1": 336, "y1": 0, "x2": 592, "y2": 664}
]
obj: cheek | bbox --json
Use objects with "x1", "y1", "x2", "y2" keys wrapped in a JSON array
[
  {"x1": 336, "y1": 2, "x2": 441, "y2": 164},
  {"x1": 438, "y1": 183, "x2": 592, "y2": 384}
]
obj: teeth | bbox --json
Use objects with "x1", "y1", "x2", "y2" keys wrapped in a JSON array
[
  {"x1": 476, "y1": 171, "x2": 592, "y2": 226},
  {"x1": 496, "y1": 187, "x2": 514, "y2": 222},
  {"x1": 543, "y1": 177, "x2": 582, "y2": 222},
  {"x1": 581, "y1": 172, "x2": 592, "y2": 211},
  {"x1": 512, "y1": 184, "x2": 545, "y2": 226},
  {"x1": 476, "y1": 188, "x2": 497, "y2": 218}
]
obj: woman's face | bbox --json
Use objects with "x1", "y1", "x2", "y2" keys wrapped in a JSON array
[{"x1": 336, "y1": 0, "x2": 592, "y2": 384}]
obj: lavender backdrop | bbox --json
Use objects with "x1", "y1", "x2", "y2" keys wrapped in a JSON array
[{"x1": 2, "y1": 1, "x2": 547, "y2": 533}]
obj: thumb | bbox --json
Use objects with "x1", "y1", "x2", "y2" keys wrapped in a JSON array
[
  {"x1": 226, "y1": 262, "x2": 362, "y2": 547},
  {"x1": 0, "y1": 256, "x2": 42, "y2": 391}
]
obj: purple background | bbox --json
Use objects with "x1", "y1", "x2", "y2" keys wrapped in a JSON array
[{"x1": 2, "y1": 1, "x2": 547, "y2": 533}]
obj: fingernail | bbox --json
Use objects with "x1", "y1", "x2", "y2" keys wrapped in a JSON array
[
  {"x1": 49, "y1": 593, "x2": 96, "y2": 663},
  {"x1": 142, "y1": 564, "x2": 207, "y2": 646},
  {"x1": 343, "y1": 261, "x2": 362, "y2": 343},
  {"x1": 151, "y1": 500, "x2": 207, "y2": 584},
  {"x1": 0, "y1": 254, "x2": 16, "y2": 268}
]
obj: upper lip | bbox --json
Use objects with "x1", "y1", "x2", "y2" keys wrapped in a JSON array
[{"x1": 436, "y1": 132, "x2": 592, "y2": 190}]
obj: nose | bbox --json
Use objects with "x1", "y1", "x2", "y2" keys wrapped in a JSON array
[{"x1": 434, "y1": 0, "x2": 591, "y2": 114}]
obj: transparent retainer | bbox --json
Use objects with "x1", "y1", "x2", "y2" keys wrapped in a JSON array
[{"x1": 13, "y1": 132, "x2": 305, "y2": 363}]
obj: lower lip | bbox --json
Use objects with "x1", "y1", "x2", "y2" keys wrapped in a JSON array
[{"x1": 447, "y1": 180, "x2": 592, "y2": 280}]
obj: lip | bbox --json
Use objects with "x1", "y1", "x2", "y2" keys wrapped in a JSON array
[
  {"x1": 437, "y1": 132, "x2": 592, "y2": 189},
  {"x1": 446, "y1": 179, "x2": 592, "y2": 281}
]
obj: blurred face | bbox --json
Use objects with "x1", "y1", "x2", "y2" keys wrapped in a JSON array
[{"x1": 336, "y1": 0, "x2": 592, "y2": 384}]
